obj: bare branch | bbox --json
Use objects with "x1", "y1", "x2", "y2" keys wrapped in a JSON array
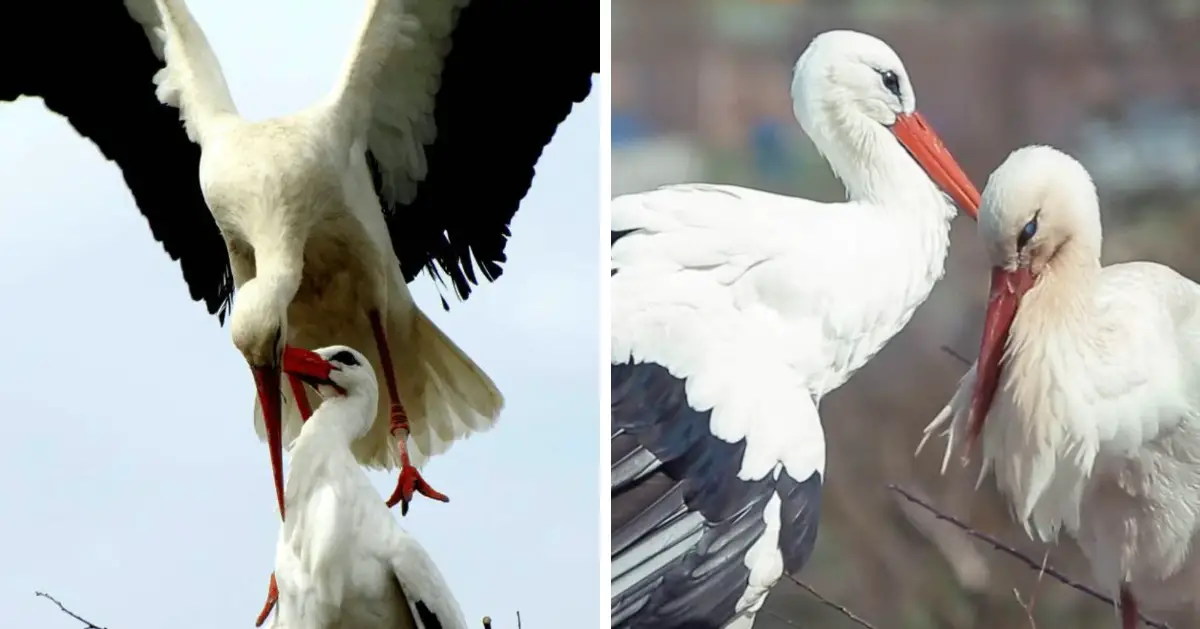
[
  {"x1": 782, "y1": 574, "x2": 877, "y2": 629},
  {"x1": 516, "y1": 610, "x2": 522, "y2": 629},
  {"x1": 888, "y1": 485, "x2": 1173, "y2": 629},
  {"x1": 34, "y1": 592, "x2": 107, "y2": 629},
  {"x1": 764, "y1": 609, "x2": 805, "y2": 628},
  {"x1": 940, "y1": 344, "x2": 974, "y2": 367}
]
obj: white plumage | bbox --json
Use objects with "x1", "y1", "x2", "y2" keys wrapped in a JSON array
[
  {"x1": 611, "y1": 30, "x2": 981, "y2": 629},
  {"x1": 920, "y1": 145, "x2": 1200, "y2": 628},
  {"x1": 261, "y1": 344, "x2": 467, "y2": 629},
  {"x1": 150, "y1": 0, "x2": 503, "y2": 517}
]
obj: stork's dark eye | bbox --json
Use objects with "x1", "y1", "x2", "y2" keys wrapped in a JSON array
[
  {"x1": 1017, "y1": 216, "x2": 1038, "y2": 249},
  {"x1": 329, "y1": 350, "x2": 359, "y2": 367},
  {"x1": 880, "y1": 70, "x2": 901, "y2": 97}
]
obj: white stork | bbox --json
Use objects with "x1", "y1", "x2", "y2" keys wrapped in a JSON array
[
  {"x1": 0, "y1": 0, "x2": 595, "y2": 519},
  {"x1": 919, "y1": 145, "x2": 1200, "y2": 629},
  {"x1": 610, "y1": 30, "x2": 981, "y2": 629},
  {"x1": 258, "y1": 344, "x2": 468, "y2": 629}
]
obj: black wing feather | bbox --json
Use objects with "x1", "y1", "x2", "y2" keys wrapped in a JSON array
[
  {"x1": 611, "y1": 360, "x2": 823, "y2": 629},
  {"x1": 379, "y1": 0, "x2": 599, "y2": 305},
  {"x1": 1, "y1": 1, "x2": 234, "y2": 323}
]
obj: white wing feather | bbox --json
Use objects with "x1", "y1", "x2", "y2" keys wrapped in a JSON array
[
  {"x1": 326, "y1": 0, "x2": 420, "y2": 146},
  {"x1": 122, "y1": 0, "x2": 167, "y2": 59},
  {"x1": 362, "y1": 0, "x2": 470, "y2": 206},
  {"x1": 151, "y1": 0, "x2": 238, "y2": 145},
  {"x1": 386, "y1": 528, "x2": 469, "y2": 629},
  {"x1": 613, "y1": 184, "x2": 945, "y2": 481}
]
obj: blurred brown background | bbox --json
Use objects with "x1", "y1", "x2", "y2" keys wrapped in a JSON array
[{"x1": 612, "y1": 0, "x2": 1200, "y2": 627}]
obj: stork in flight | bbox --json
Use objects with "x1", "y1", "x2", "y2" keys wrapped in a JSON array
[
  {"x1": 920, "y1": 145, "x2": 1200, "y2": 629},
  {"x1": 611, "y1": 30, "x2": 981, "y2": 629},
  {"x1": 258, "y1": 344, "x2": 468, "y2": 629},
  {"x1": 0, "y1": 0, "x2": 596, "y2": 518}
]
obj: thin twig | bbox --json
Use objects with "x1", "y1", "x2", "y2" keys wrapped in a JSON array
[
  {"x1": 764, "y1": 609, "x2": 805, "y2": 628},
  {"x1": 940, "y1": 344, "x2": 974, "y2": 367},
  {"x1": 34, "y1": 592, "x2": 106, "y2": 629},
  {"x1": 888, "y1": 485, "x2": 1173, "y2": 629},
  {"x1": 1013, "y1": 550, "x2": 1050, "y2": 629},
  {"x1": 783, "y1": 574, "x2": 877, "y2": 629},
  {"x1": 516, "y1": 610, "x2": 522, "y2": 629}
]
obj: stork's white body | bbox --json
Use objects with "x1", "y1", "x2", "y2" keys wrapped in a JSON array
[
  {"x1": 930, "y1": 261, "x2": 1200, "y2": 609},
  {"x1": 269, "y1": 348, "x2": 467, "y2": 629},
  {"x1": 150, "y1": 0, "x2": 502, "y2": 468},
  {"x1": 922, "y1": 146, "x2": 1200, "y2": 615}
]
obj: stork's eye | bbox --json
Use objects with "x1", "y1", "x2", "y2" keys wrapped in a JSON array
[
  {"x1": 329, "y1": 350, "x2": 359, "y2": 366},
  {"x1": 1017, "y1": 216, "x2": 1038, "y2": 249},
  {"x1": 879, "y1": 70, "x2": 901, "y2": 97}
]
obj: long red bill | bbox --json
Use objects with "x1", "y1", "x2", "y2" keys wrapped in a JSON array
[
  {"x1": 966, "y1": 266, "x2": 1035, "y2": 447},
  {"x1": 252, "y1": 366, "x2": 285, "y2": 520},
  {"x1": 891, "y1": 111, "x2": 981, "y2": 219}
]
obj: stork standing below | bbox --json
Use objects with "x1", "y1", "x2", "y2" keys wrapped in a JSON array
[
  {"x1": 0, "y1": 0, "x2": 595, "y2": 519},
  {"x1": 259, "y1": 344, "x2": 468, "y2": 629},
  {"x1": 920, "y1": 145, "x2": 1200, "y2": 629},
  {"x1": 611, "y1": 30, "x2": 981, "y2": 629}
]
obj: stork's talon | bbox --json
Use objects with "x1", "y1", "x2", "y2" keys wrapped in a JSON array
[
  {"x1": 386, "y1": 463, "x2": 449, "y2": 515},
  {"x1": 255, "y1": 572, "x2": 279, "y2": 627}
]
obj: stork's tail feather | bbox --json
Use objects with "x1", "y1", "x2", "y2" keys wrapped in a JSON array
[{"x1": 376, "y1": 307, "x2": 504, "y2": 469}]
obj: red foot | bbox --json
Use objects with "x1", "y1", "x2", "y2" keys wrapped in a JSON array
[
  {"x1": 386, "y1": 463, "x2": 449, "y2": 515},
  {"x1": 383, "y1": 402, "x2": 448, "y2": 514},
  {"x1": 255, "y1": 572, "x2": 279, "y2": 627}
]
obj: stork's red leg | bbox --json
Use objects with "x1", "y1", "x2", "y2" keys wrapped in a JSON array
[
  {"x1": 255, "y1": 572, "x2": 278, "y2": 627},
  {"x1": 368, "y1": 309, "x2": 449, "y2": 515},
  {"x1": 1119, "y1": 585, "x2": 1138, "y2": 629}
]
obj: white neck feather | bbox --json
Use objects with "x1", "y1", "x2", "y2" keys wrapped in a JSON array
[
  {"x1": 984, "y1": 255, "x2": 1105, "y2": 541},
  {"x1": 799, "y1": 106, "x2": 957, "y2": 223}
]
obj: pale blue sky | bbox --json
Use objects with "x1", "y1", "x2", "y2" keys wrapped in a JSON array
[{"x1": 0, "y1": 2, "x2": 599, "y2": 628}]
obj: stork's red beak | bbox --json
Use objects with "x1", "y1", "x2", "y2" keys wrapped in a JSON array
[
  {"x1": 281, "y1": 346, "x2": 334, "y2": 387},
  {"x1": 891, "y1": 111, "x2": 981, "y2": 219},
  {"x1": 252, "y1": 365, "x2": 285, "y2": 519},
  {"x1": 966, "y1": 266, "x2": 1035, "y2": 446}
]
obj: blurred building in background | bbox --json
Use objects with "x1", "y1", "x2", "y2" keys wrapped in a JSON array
[{"x1": 613, "y1": 1, "x2": 1200, "y2": 628}]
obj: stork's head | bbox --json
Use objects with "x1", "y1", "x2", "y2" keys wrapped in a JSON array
[
  {"x1": 966, "y1": 145, "x2": 1102, "y2": 443},
  {"x1": 791, "y1": 30, "x2": 980, "y2": 217},
  {"x1": 282, "y1": 345, "x2": 379, "y2": 437},
  {"x1": 230, "y1": 278, "x2": 290, "y2": 368},
  {"x1": 793, "y1": 30, "x2": 915, "y2": 128},
  {"x1": 978, "y1": 145, "x2": 1102, "y2": 275}
]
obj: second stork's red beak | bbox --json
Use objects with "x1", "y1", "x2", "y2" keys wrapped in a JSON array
[
  {"x1": 966, "y1": 266, "x2": 1035, "y2": 447},
  {"x1": 281, "y1": 346, "x2": 334, "y2": 386},
  {"x1": 891, "y1": 111, "x2": 981, "y2": 219}
]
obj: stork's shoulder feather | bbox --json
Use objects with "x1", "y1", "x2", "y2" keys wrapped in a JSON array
[
  {"x1": 612, "y1": 184, "x2": 922, "y2": 378},
  {"x1": 151, "y1": 0, "x2": 239, "y2": 145}
]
